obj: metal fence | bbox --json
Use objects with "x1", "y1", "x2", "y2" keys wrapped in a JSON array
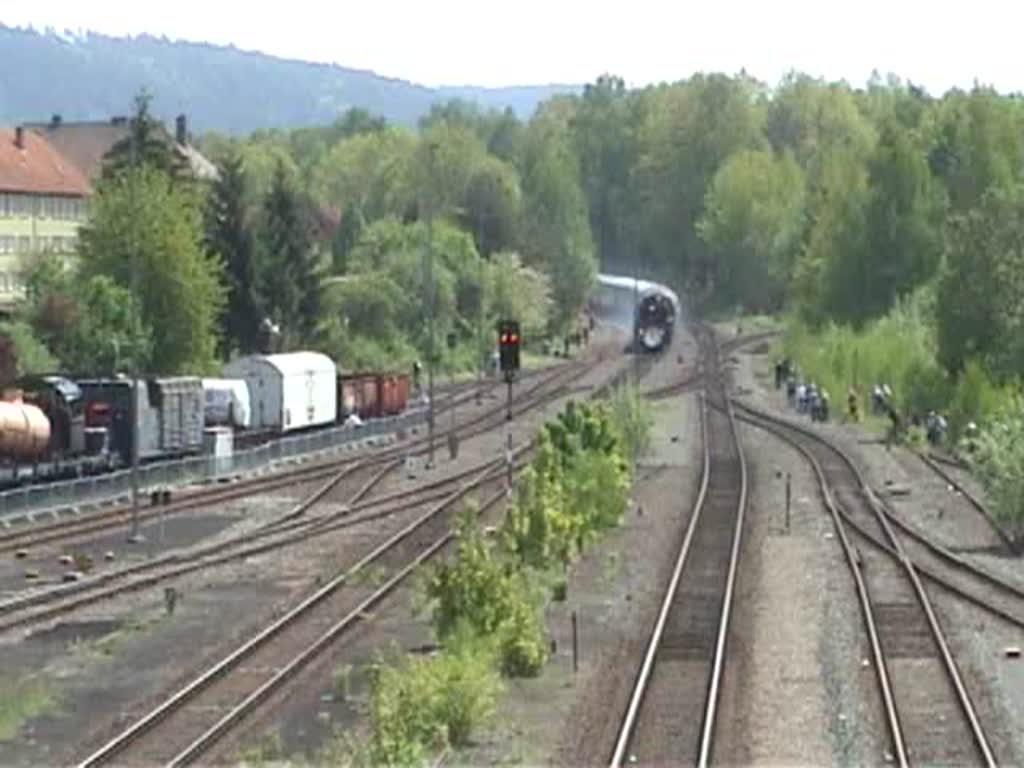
[{"x1": 0, "y1": 408, "x2": 428, "y2": 522}]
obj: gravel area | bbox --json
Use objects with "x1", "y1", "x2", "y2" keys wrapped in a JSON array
[
  {"x1": 730, "y1": 326, "x2": 1024, "y2": 766},
  {"x1": 713, "y1": 419, "x2": 885, "y2": 765}
]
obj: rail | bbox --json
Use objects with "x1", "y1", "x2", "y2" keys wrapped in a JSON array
[
  {"x1": 732, "y1": 399, "x2": 996, "y2": 767},
  {"x1": 610, "y1": 324, "x2": 748, "y2": 766}
]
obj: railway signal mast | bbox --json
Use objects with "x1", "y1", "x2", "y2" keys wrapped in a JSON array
[{"x1": 498, "y1": 319, "x2": 520, "y2": 423}]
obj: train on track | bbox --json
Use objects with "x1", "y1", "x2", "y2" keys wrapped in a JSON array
[
  {"x1": 0, "y1": 352, "x2": 412, "y2": 490},
  {"x1": 591, "y1": 273, "x2": 680, "y2": 353}
]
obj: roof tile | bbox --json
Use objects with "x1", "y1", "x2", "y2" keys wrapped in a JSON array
[{"x1": 0, "y1": 128, "x2": 92, "y2": 197}]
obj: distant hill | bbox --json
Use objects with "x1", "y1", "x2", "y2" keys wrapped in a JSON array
[{"x1": 0, "y1": 25, "x2": 578, "y2": 135}]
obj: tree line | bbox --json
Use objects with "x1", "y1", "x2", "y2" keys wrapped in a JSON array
[
  {"x1": 12, "y1": 92, "x2": 596, "y2": 377},
  {"x1": 12, "y1": 71, "x2": 1024, "y2": 392}
]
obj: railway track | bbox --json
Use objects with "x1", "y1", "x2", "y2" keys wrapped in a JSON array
[
  {"x1": 642, "y1": 329, "x2": 778, "y2": 401},
  {"x1": 0, "y1": 454, "x2": 529, "y2": 632},
  {"x1": 64, "y1": 337, "x2": 634, "y2": 765},
  {"x1": 731, "y1": 400, "x2": 998, "y2": 767},
  {"x1": 730, "y1": 404, "x2": 1024, "y2": 630},
  {"x1": 610, "y1": 328, "x2": 748, "y2": 766},
  {"x1": 916, "y1": 451, "x2": 1017, "y2": 555},
  {"x1": 0, "y1": 353, "x2": 608, "y2": 629},
  {"x1": 0, "y1": 357, "x2": 591, "y2": 560},
  {"x1": 75, "y1": 453, "x2": 521, "y2": 767}
]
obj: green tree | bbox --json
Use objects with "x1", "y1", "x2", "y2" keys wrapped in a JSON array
[
  {"x1": 103, "y1": 89, "x2": 189, "y2": 180},
  {"x1": 205, "y1": 152, "x2": 263, "y2": 354},
  {"x1": 929, "y1": 87, "x2": 1024, "y2": 212},
  {"x1": 698, "y1": 149, "x2": 806, "y2": 311},
  {"x1": 571, "y1": 75, "x2": 636, "y2": 268},
  {"x1": 461, "y1": 155, "x2": 522, "y2": 257},
  {"x1": 631, "y1": 74, "x2": 765, "y2": 297},
  {"x1": 0, "y1": 322, "x2": 57, "y2": 382},
  {"x1": 519, "y1": 113, "x2": 596, "y2": 332},
  {"x1": 78, "y1": 166, "x2": 224, "y2": 373},
  {"x1": 487, "y1": 252, "x2": 552, "y2": 342},
  {"x1": 855, "y1": 120, "x2": 943, "y2": 321},
  {"x1": 58, "y1": 276, "x2": 152, "y2": 375},
  {"x1": 310, "y1": 128, "x2": 417, "y2": 224},
  {"x1": 260, "y1": 161, "x2": 324, "y2": 344},
  {"x1": 937, "y1": 184, "x2": 1024, "y2": 377},
  {"x1": 791, "y1": 146, "x2": 871, "y2": 324}
]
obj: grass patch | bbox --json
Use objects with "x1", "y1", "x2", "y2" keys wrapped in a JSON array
[{"x1": 0, "y1": 676, "x2": 57, "y2": 742}]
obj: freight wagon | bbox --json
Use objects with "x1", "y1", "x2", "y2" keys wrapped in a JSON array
[
  {"x1": 337, "y1": 372, "x2": 411, "y2": 420},
  {"x1": 222, "y1": 352, "x2": 337, "y2": 432},
  {"x1": 79, "y1": 377, "x2": 205, "y2": 464}
]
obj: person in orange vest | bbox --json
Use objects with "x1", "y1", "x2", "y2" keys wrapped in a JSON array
[{"x1": 847, "y1": 387, "x2": 860, "y2": 423}]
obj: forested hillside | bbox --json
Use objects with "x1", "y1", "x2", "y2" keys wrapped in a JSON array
[{"x1": 0, "y1": 25, "x2": 574, "y2": 132}]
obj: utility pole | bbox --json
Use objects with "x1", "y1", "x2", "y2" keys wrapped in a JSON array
[
  {"x1": 631, "y1": 260, "x2": 640, "y2": 482},
  {"x1": 476, "y1": 210, "x2": 485, "y2": 405},
  {"x1": 127, "y1": 111, "x2": 143, "y2": 544},
  {"x1": 425, "y1": 208, "x2": 436, "y2": 470}
]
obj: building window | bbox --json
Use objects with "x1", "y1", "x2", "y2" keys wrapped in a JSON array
[
  {"x1": 0, "y1": 273, "x2": 9, "y2": 293},
  {"x1": 0, "y1": 193, "x2": 8, "y2": 217},
  {"x1": 16, "y1": 236, "x2": 30, "y2": 253}
]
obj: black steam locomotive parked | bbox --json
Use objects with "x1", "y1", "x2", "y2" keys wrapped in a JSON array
[{"x1": 0, "y1": 375, "x2": 205, "y2": 489}]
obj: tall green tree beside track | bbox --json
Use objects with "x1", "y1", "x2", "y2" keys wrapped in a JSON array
[
  {"x1": 205, "y1": 152, "x2": 263, "y2": 355},
  {"x1": 260, "y1": 161, "x2": 324, "y2": 345},
  {"x1": 78, "y1": 166, "x2": 223, "y2": 373}
]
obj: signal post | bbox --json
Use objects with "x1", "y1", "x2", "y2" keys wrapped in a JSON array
[{"x1": 497, "y1": 319, "x2": 521, "y2": 491}]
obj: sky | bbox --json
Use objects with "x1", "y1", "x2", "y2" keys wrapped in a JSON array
[{"x1": 2, "y1": 0, "x2": 1023, "y2": 94}]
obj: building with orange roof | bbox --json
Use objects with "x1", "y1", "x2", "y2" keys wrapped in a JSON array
[{"x1": 0, "y1": 125, "x2": 92, "y2": 310}]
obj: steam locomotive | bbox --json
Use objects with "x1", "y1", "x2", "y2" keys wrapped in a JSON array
[{"x1": 590, "y1": 274, "x2": 680, "y2": 353}]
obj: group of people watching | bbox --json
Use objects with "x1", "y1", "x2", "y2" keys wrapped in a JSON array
[
  {"x1": 775, "y1": 358, "x2": 830, "y2": 422},
  {"x1": 774, "y1": 359, "x2": 960, "y2": 450}
]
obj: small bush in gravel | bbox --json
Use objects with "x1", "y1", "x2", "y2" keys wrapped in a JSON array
[
  {"x1": 428, "y1": 508, "x2": 520, "y2": 638},
  {"x1": 497, "y1": 593, "x2": 548, "y2": 677},
  {"x1": 0, "y1": 675, "x2": 55, "y2": 742},
  {"x1": 502, "y1": 402, "x2": 629, "y2": 572},
  {"x1": 609, "y1": 382, "x2": 654, "y2": 463},
  {"x1": 366, "y1": 630, "x2": 501, "y2": 765}
]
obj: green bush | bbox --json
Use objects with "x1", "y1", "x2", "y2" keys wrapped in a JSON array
[
  {"x1": 947, "y1": 359, "x2": 1015, "y2": 440},
  {"x1": 497, "y1": 593, "x2": 548, "y2": 678},
  {"x1": 426, "y1": 510, "x2": 548, "y2": 679},
  {"x1": 785, "y1": 291, "x2": 1016, "y2": 446},
  {"x1": 783, "y1": 291, "x2": 939, "y2": 414},
  {"x1": 968, "y1": 395, "x2": 1024, "y2": 540},
  {"x1": 366, "y1": 630, "x2": 500, "y2": 766},
  {"x1": 502, "y1": 401, "x2": 628, "y2": 571},
  {"x1": 428, "y1": 508, "x2": 520, "y2": 639},
  {"x1": 609, "y1": 382, "x2": 654, "y2": 464}
]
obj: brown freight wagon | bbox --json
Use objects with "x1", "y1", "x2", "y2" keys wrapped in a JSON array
[{"x1": 337, "y1": 372, "x2": 411, "y2": 420}]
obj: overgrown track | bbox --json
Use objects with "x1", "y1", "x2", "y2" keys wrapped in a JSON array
[
  {"x1": 732, "y1": 400, "x2": 998, "y2": 767},
  {"x1": 916, "y1": 451, "x2": 1017, "y2": 555},
  {"x1": 0, "y1": 358, "x2": 586, "y2": 558},
  {"x1": 610, "y1": 327, "x2": 748, "y2": 767},
  {"x1": 75, "y1": 457, "x2": 520, "y2": 768}
]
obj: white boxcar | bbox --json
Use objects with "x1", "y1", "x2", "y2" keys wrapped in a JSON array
[
  {"x1": 201, "y1": 378, "x2": 252, "y2": 429},
  {"x1": 222, "y1": 352, "x2": 337, "y2": 432}
]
